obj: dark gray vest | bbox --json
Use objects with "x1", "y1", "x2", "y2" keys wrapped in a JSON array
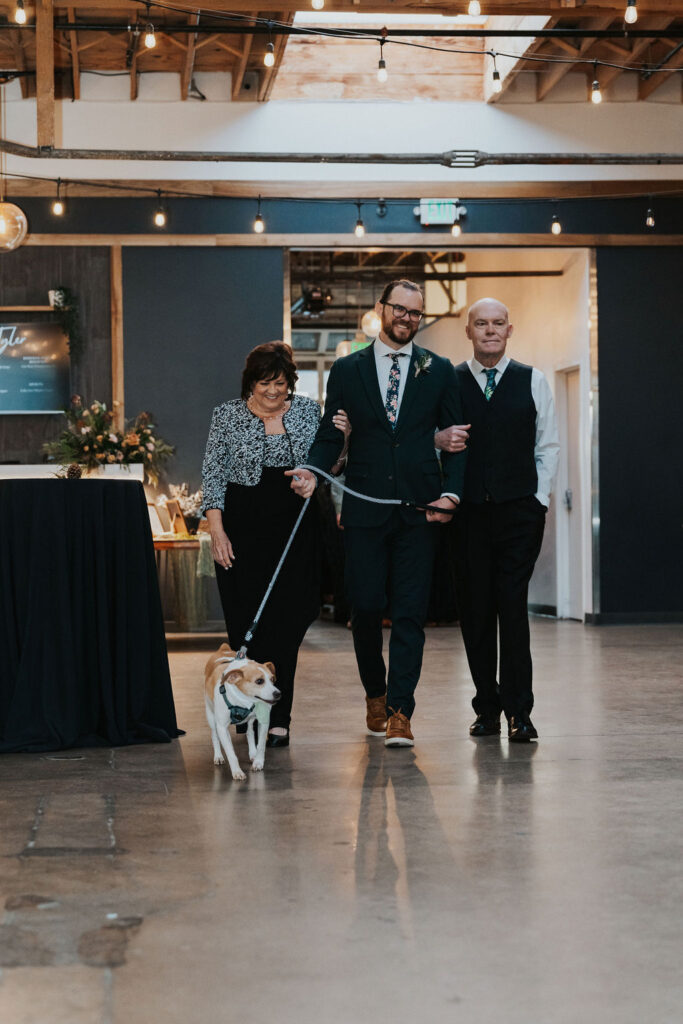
[{"x1": 454, "y1": 359, "x2": 537, "y2": 503}]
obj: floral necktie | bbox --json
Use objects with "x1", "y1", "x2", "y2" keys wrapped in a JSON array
[
  {"x1": 484, "y1": 368, "x2": 497, "y2": 401},
  {"x1": 385, "y1": 354, "x2": 401, "y2": 428}
]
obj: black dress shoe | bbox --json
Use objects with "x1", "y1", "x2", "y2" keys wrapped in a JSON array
[
  {"x1": 469, "y1": 714, "x2": 501, "y2": 737},
  {"x1": 266, "y1": 731, "x2": 289, "y2": 748},
  {"x1": 508, "y1": 715, "x2": 538, "y2": 742}
]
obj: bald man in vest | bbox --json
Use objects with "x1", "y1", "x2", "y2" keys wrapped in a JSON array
[{"x1": 436, "y1": 298, "x2": 559, "y2": 742}]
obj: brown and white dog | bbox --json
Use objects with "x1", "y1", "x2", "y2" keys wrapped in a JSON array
[{"x1": 204, "y1": 644, "x2": 281, "y2": 781}]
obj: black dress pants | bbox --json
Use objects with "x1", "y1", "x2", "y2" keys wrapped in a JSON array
[
  {"x1": 344, "y1": 511, "x2": 438, "y2": 719},
  {"x1": 454, "y1": 496, "x2": 546, "y2": 719}
]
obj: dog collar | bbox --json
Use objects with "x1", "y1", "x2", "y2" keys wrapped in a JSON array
[{"x1": 219, "y1": 684, "x2": 255, "y2": 725}]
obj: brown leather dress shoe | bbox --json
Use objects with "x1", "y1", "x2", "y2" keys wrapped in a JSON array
[
  {"x1": 385, "y1": 709, "x2": 414, "y2": 748},
  {"x1": 366, "y1": 695, "x2": 388, "y2": 736}
]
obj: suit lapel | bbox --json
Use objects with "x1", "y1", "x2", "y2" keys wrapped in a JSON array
[
  {"x1": 393, "y1": 345, "x2": 422, "y2": 436},
  {"x1": 357, "y1": 343, "x2": 393, "y2": 435}
]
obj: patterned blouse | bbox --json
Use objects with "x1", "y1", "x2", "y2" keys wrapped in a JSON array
[{"x1": 201, "y1": 395, "x2": 321, "y2": 513}]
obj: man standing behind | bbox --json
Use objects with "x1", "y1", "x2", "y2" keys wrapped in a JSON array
[
  {"x1": 288, "y1": 280, "x2": 466, "y2": 748},
  {"x1": 436, "y1": 298, "x2": 559, "y2": 742}
]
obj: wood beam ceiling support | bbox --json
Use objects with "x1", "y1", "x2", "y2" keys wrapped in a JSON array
[
  {"x1": 231, "y1": 10, "x2": 255, "y2": 100},
  {"x1": 129, "y1": 22, "x2": 140, "y2": 101},
  {"x1": 595, "y1": 16, "x2": 675, "y2": 89},
  {"x1": 638, "y1": 42, "x2": 683, "y2": 98},
  {"x1": 67, "y1": 6, "x2": 80, "y2": 100},
  {"x1": 8, "y1": 29, "x2": 29, "y2": 99},
  {"x1": 45, "y1": 0, "x2": 683, "y2": 13},
  {"x1": 36, "y1": 0, "x2": 55, "y2": 146},
  {"x1": 180, "y1": 11, "x2": 200, "y2": 99},
  {"x1": 536, "y1": 16, "x2": 613, "y2": 101}
]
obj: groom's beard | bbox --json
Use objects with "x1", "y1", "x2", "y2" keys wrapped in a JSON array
[{"x1": 383, "y1": 319, "x2": 418, "y2": 346}]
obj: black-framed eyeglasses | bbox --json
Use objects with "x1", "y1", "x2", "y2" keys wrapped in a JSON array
[{"x1": 381, "y1": 302, "x2": 424, "y2": 323}]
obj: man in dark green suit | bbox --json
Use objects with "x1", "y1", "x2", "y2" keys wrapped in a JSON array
[{"x1": 288, "y1": 280, "x2": 467, "y2": 747}]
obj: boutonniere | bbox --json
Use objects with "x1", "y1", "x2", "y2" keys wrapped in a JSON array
[{"x1": 414, "y1": 353, "x2": 432, "y2": 378}]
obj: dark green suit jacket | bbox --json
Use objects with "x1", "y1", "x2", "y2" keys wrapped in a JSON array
[{"x1": 306, "y1": 342, "x2": 467, "y2": 527}]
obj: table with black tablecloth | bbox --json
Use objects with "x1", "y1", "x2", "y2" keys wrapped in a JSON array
[{"x1": 0, "y1": 479, "x2": 182, "y2": 753}]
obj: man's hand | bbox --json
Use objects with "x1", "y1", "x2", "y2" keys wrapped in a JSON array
[
  {"x1": 435, "y1": 424, "x2": 470, "y2": 453},
  {"x1": 285, "y1": 467, "x2": 317, "y2": 499},
  {"x1": 425, "y1": 496, "x2": 458, "y2": 524}
]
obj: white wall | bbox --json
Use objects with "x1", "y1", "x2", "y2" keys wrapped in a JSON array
[
  {"x1": 418, "y1": 247, "x2": 592, "y2": 614},
  {"x1": 5, "y1": 86, "x2": 682, "y2": 185}
]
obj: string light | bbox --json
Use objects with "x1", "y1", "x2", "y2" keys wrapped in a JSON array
[
  {"x1": 264, "y1": 42, "x2": 275, "y2": 68},
  {"x1": 253, "y1": 195, "x2": 265, "y2": 233},
  {"x1": 451, "y1": 220, "x2": 462, "y2": 238},
  {"x1": 591, "y1": 64, "x2": 602, "y2": 104},
  {"x1": 468, "y1": 0, "x2": 481, "y2": 15},
  {"x1": 354, "y1": 202, "x2": 365, "y2": 238},
  {"x1": 311, "y1": 0, "x2": 325, "y2": 9},
  {"x1": 624, "y1": 0, "x2": 638, "y2": 24},
  {"x1": 153, "y1": 191, "x2": 166, "y2": 227},
  {"x1": 14, "y1": 0, "x2": 26, "y2": 25},
  {"x1": 144, "y1": 7, "x2": 156, "y2": 49},
  {"x1": 51, "y1": 179, "x2": 65, "y2": 216},
  {"x1": 491, "y1": 53, "x2": 502, "y2": 94},
  {"x1": 645, "y1": 206, "x2": 655, "y2": 229},
  {"x1": 551, "y1": 214, "x2": 562, "y2": 236},
  {"x1": 377, "y1": 41, "x2": 388, "y2": 84}
]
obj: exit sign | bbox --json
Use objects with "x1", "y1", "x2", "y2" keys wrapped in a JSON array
[{"x1": 417, "y1": 199, "x2": 456, "y2": 226}]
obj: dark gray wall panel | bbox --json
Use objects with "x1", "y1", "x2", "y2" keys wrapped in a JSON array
[
  {"x1": 122, "y1": 247, "x2": 284, "y2": 489},
  {"x1": 596, "y1": 246, "x2": 683, "y2": 618},
  {"x1": 0, "y1": 246, "x2": 111, "y2": 464}
]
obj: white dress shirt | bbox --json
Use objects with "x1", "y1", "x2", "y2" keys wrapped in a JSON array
[
  {"x1": 373, "y1": 336, "x2": 413, "y2": 413},
  {"x1": 468, "y1": 355, "x2": 560, "y2": 508}
]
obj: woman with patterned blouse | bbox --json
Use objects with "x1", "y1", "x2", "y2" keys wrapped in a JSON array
[{"x1": 202, "y1": 341, "x2": 348, "y2": 746}]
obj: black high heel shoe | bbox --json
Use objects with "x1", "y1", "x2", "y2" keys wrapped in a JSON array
[{"x1": 266, "y1": 730, "x2": 289, "y2": 748}]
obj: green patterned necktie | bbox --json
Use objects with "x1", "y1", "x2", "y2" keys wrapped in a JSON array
[{"x1": 484, "y1": 368, "x2": 497, "y2": 401}]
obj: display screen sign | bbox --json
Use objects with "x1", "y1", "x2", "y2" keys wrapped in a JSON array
[{"x1": 0, "y1": 322, "x2": 71, "y2": 413}]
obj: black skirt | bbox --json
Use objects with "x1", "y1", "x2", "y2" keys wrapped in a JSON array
[{"x1": 216, "y1": 467, "x2": 320, "y2": 659}]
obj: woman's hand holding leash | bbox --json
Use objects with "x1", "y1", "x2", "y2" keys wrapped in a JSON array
[
  {"x1": 286, "y1": 468, "x2": 316, "y2": 499},
  {"x1": 425, "y1": 496, "x2": 458, "y2": 524}
]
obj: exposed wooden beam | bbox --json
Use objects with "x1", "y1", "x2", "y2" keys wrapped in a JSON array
[
  {"x1": 8, "y1": 29, "x2": 29, "y2": 99},
  {"x1": 596, "y1": 16, "x2": 675, "y2": 89},
  {"x1": 485, "y1": 16, "x2": 556, "y2": 103},
  {"x1": 35, "y1": 0, "x2": 55, "y2": 146},
  {"x1": 67, "y1": 6, "x2": 80, "y2": 100},
  {"x1": 180, "y1": 11, "x2": 199, "y2": 98},
  {"x1": 110, "y1": 244, "x2": 124, "y2": 429},
  {"x1": 129, "y1": 23, "x2": 140, "y2": 101},
  {"x1": 258, "y1": 11, "x2": 294, "y2": 102},
  {"x1": 638, "y1": 43, "x2": 683, "y2": 98},
  {"x1": 231, "y1": 10, "x2": 256, "y2": 100},
  {"x1": 536, "y1": 16, "x2": 613, "y2": 101},
  {"x1": 44, "y1": 0, "x2": 683, "y2": 14}
]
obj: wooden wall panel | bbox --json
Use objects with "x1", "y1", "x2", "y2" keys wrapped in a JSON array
[{"x1": 0, "y1": 247, "x2": 112, "y2": 464}]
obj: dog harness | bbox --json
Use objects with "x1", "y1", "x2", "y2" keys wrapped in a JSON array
[{"x1": 219, "y1": 684, "x2": 254, "y2": 725}]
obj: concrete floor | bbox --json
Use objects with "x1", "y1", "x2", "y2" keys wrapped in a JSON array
[{"x1": 1, "y1": 619, "x2": 682, "y2": 1024}]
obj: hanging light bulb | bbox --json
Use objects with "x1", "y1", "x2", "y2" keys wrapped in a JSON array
[
  {"x1": 153, "y1": 191, "x2": 166, "y2": 228},
  {"x1": 645, "y1": 207, "x2": 655, "y2": 229},
  {"x1": 253, "y1": 195, "x2": 265, "y2": 234},
  {"x1": 490, "y1": 53, "x2": 502, "y2": 94},
  {"x1": 51, "y1": 179, "x2": 65, "y2": 216},
  {"x1": 591, "y1": 65, "x2": 602, "y2": 104},
  {"x1": 624, "y1": 0, "x2": 638, "y2": 24},
  {"x1": 264, "y1": 42, "x2": 275, "y2": 68},
  {"x1": 361, "y1": 309, "x2": 382, "y2": 337},
  {"x1": 377, "y1": 40, "x2": 388, "y2": 83},
  {"x1": 354, "y1": 202, "x2": 365, "y2": 238},
  {"x1": 311, "y1": 0, "x2": 325, "y2": 9},
  {"x1": 0, "y1": 202, "x2": 29, "y2": 251},
  {"x1": 143, "y1": 7, "x2": 157, "y2": 49},
  {"x1": 468, "y1": 0, "x2": 481, "y2": 16},
  {"x1": 451, "y1": 220, "x2": 462, "y2": 238},
  {"x1": 14, "y1": 0, "x2": 27, "y2": 25},
  {"x1": 551, "y1": 214, "x2": 562, "y2": 236}
]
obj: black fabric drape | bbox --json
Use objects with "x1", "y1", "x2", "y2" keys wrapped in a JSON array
[{"x1": 0, "y1": 479, "x2": 181, "y2": 752}]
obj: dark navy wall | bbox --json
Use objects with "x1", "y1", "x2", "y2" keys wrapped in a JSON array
[
  {"x1": 123, "y1": 247, "x2": 284, "y2": 489},
  {"x1": 596, "y1": 246, "x2": 683, "y2": 621},
  {"x1": 16, "y1": 194, "x2": 683, "y2": 237}
]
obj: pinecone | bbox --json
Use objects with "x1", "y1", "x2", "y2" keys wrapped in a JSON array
[{"x1": 66, "y1": 463, "x2": 83, "y2": 479}]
